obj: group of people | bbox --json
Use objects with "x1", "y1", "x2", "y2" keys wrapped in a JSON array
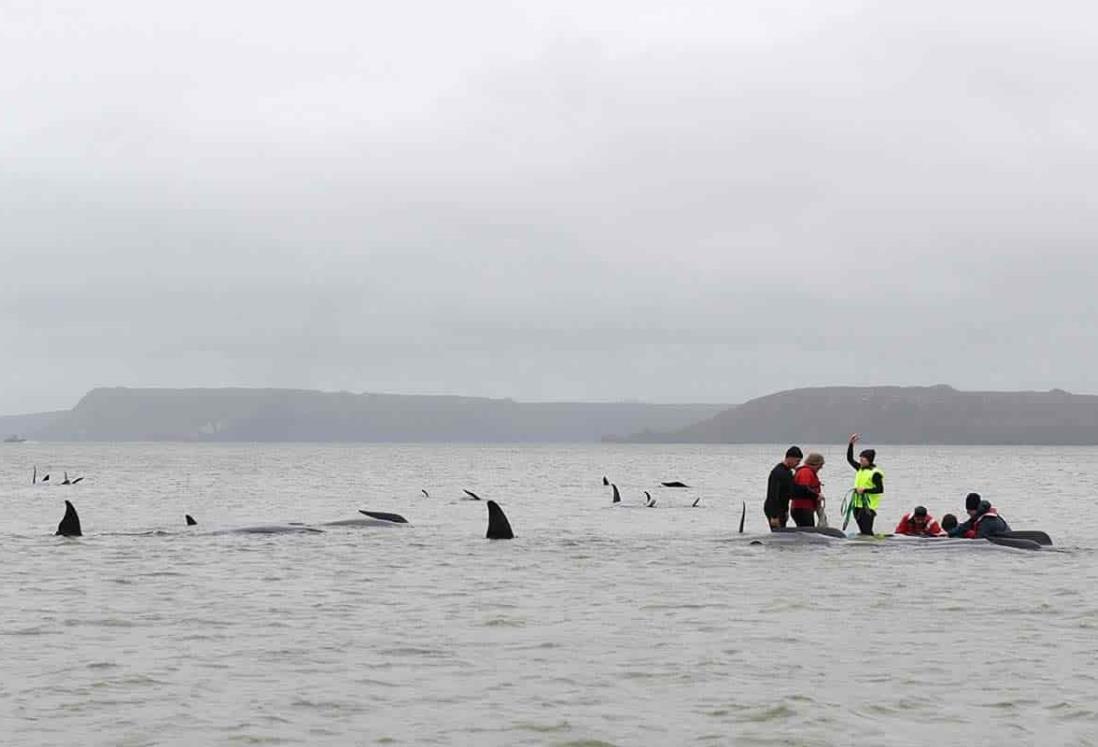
[{"x1": 764, "y1": 435, "x2": 1011, "y2": 538}]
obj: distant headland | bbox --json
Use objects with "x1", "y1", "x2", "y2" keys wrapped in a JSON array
[{"x1": 4, "y1": 385, "x2": 1098, "y2": 444}]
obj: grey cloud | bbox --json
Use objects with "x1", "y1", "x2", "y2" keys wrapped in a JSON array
[{"x1": 3, "y1": 1, "x2": 1098, "y2": 413}]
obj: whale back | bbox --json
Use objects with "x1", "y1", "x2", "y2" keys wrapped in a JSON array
[
  {"x1": 486, "y1": 500, "x2": 514, "y2": 540},
  {"x1": 56, "y1": 500, "x2": 82, "y2": 537}
]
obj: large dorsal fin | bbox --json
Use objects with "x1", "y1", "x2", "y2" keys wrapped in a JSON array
[
  {"x1": 358, "y1": 510, "x2": 409, "y2": 524},
  {"x1": 486, "y1": 500, "x2": 514, "y2": 540},
  {"x1": 56, "y1": 500, "x2": 82, "y2": 537},
  {"x1": 611, "y1": 483, "x2": 621, "y2": 504}
]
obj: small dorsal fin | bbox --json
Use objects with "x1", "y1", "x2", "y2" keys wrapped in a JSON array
[
  {"x1": 358, "y1": 510, "x2": 409, "y2": 524},
  {"x1": 464, "y1": 489, "x2": 481, "y2": 501},
  {"x1": 185, "y1": 514, "x2": 197, "y2": 526}
]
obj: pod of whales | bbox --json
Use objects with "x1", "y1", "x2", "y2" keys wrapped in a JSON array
[
  {"x1": 486, "y1": 500, "x2": 513, "y2": 540},
  {"x1": 33, "y1": 468, "x2": 82, "y2": 485}
]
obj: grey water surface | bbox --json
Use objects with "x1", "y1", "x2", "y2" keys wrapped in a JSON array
[{"x1": 2, "y1": 443, "x2": 1095, "y2": 746}]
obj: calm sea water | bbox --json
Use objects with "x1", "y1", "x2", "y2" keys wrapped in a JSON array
[{"x1": 2, "y1": 443, "x2": 1096, "y2": 746}]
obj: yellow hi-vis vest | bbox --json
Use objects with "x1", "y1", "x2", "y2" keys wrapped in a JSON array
[{"x1": 853, "y1": 467, "x2": 884, "y2": 511}]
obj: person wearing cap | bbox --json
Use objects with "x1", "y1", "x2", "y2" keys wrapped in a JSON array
[
  {"x1": 948, "y1": 494, "x2": 1011, "y2": 539},
  {"x1": 894, "y1": 506, "x2": 945, "y2": 536},
  {"x1": 790, "y1": 453, "x2": 825, "y2": 527},
  {"x1": 764, "y1": 446, "x2": 802, "y2": 530},
  {"x1": 846, "y1": 433, "x2": 884, "y2": 535}
]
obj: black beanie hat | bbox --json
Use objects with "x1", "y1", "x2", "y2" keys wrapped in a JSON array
[
  {"x1": 913, "y1": 505, "x2": 928, "y2": 517},
  {"x1": 965, "y1": 493, "x2": 982, "y2": 511},
  {"x1": 859, "y1": 448, "x2": 876, "y2": 464},
  {"x1": 785, "y1": 446, "x2": 803, "y2": 459}
]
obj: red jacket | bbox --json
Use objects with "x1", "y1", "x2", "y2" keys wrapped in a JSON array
[
  {"x1": 790, "y1": 465, "x2": 821, "y2": 510},
  {"x1": 895, "y1": 513, "x2": 944, "y2": 536}
]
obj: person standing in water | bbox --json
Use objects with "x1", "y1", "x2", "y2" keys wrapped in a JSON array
[
  {"x1": 790, "y1": 453, "x2": 825, "y2": 527},
  {"x1": 846, "y1": 433, "x2": 884, "y2": 535},
  {"x1": 764, "y1": 446, "x2": 802, "y2": 530}
]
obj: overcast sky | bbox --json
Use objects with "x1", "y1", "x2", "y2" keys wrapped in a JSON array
[{"x1": 2, "y1": 1, "x2": 1097, "y2": 413}]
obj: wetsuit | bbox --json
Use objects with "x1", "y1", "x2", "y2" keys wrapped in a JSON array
[
  {"x1": 847, "y1": 442, "x2": 884, "y2": 535},
  {"x1": 765, "y1": 462, "x2": 793, "y2": 529},
  {"x1": 790, "y1": 465, "x2": 821, "y2": 527}
]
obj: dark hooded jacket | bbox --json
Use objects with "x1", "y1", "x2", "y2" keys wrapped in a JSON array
[{"x1": 948, "y1": 503, "x2": 1011, "y2": 539}]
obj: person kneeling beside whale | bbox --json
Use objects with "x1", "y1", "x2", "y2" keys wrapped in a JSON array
[
  {"x1": 948, "y1": 494, "x2": 1011, "y2": 539},
  {"x1": 894, "y1": 505, "x2": 945, "y2": 536}
]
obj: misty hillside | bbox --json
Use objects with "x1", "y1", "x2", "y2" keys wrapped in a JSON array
[
  {"x1": 0, "y1": 410, "x2": 68, "y2": 440},
  {"x1": 614, "y1": 385, "x2": 1098, "y2": 444},
  {"x1": 28, "y1": 388, "x2": 727, "y2": 442}
]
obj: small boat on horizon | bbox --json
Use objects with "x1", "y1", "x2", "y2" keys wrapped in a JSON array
[{"x1": 3, "y1": 435, "x2": 27, "y2": 443}]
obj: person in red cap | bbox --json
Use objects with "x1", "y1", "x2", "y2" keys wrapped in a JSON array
[{"x1": 894, "y1": 506, "x2": 945, "y2": 536}]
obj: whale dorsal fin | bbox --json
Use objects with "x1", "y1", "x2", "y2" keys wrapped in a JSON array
[
  {"x1": 56, "y1": 500, "x2": 82, "y2": 536},
  {"x1": 185, "y1": 514, "x2": 197, "y2": 526},
  {"x1": 486, "y1": 500, "x2": 514, "y2": 540},
  {"x1": 358, "y1": 510, "x2": 409, "y2": 524},
  {"x1": 464, "y1": 489, "x2": 481, "y2": 501},
  {"x1": 611, "y1": 483, "x2": 621, "y2": 504}
]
